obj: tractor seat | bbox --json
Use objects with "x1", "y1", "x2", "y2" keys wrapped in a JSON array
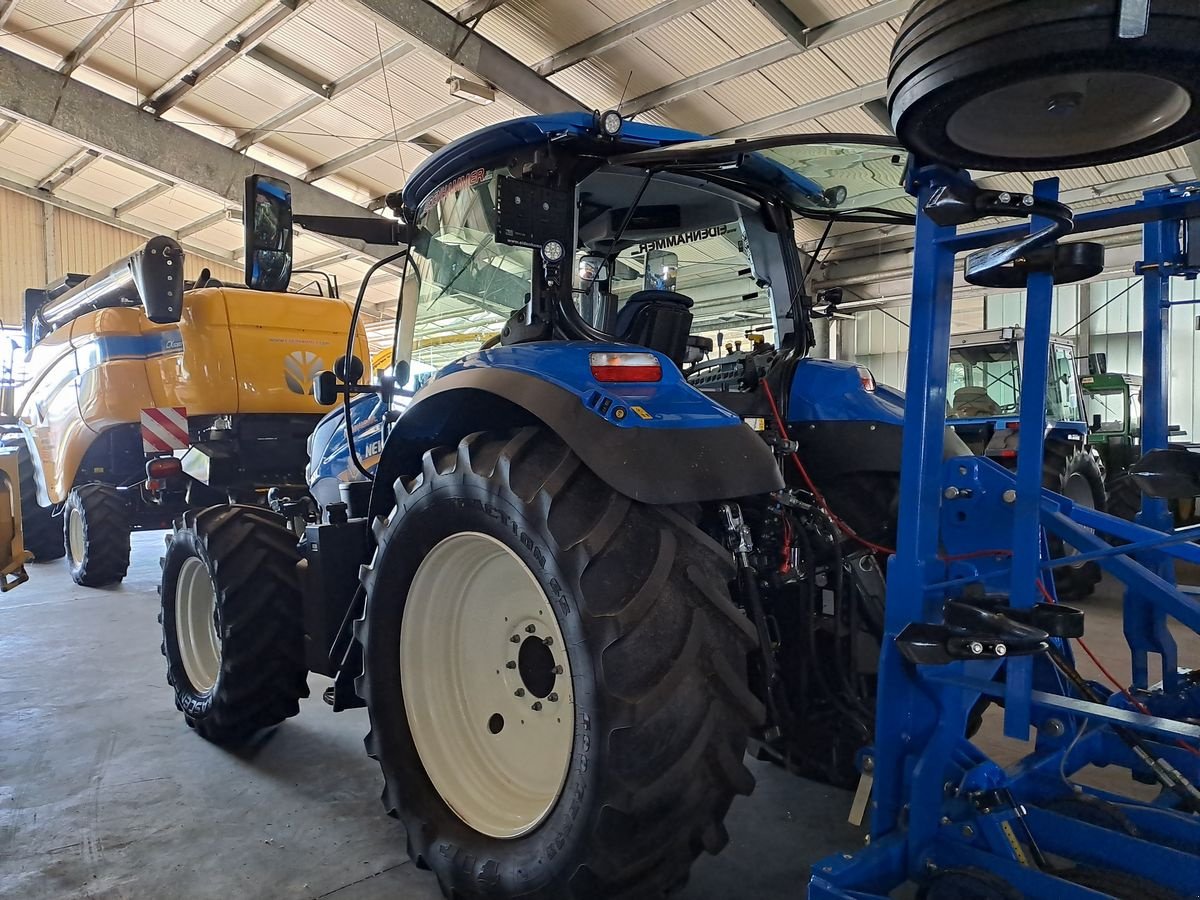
[
  {"x1": 614, "y1": 290, "x2": 694, "y2": 366},
  {"x1": 952, "y1": 386, "x2": 1001, "y2": 418}
]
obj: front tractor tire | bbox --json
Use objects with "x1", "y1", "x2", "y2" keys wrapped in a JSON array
[
  {"x1": 65, "y1": 483, "x2": 131, "y2": 586},
  {"x1": 159, "y1": 506, "x2": 309, "y2": 744},
  {"x1": 1043, "y1": 443, "x2": 1106, "y2": 603},
  {"x1": 357, "y1": 427, "x2": 762, "y2": 899}
]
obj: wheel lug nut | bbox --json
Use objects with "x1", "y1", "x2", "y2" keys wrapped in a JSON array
[
  {"x1": 531, "y1": 701, "x2": 542, "y2": 711},
  {"x1": 510, "y1": 635, "x2": 520, "y2": 643},
  {"x1": 506, "y1": 661, "x2": 516, "y2": 669},
  {"x1": 525, "y1": 624, "x2": 536, "y2": 633},
  {"x1": 548, "y1": 692, "x2": 558, "y2": 703},
  {"x1": 554, "y1": 665, "x2": 563, "y2": 675},
  {"x1": 543, "y1": 636, "x2": 553, "y2": 646},
  {"x1": 514, "y1": 688, "x2": 525, "y2": 697}
]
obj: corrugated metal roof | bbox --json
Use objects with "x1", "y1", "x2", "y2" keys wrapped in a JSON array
[{"x1": 0, "y1": 0, "x2": 1194, "y2": 321}]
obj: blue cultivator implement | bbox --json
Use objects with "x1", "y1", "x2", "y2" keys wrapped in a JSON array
[{"x1": 810, "y1": 148, "x2": 1200, "y2": 900}]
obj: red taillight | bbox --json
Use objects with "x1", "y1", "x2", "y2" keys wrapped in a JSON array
[
  {"x1": 146, "y1": 456, "x2": 182, "y2": 479},
  {"x1": 1006, "y1": 421, "x2": 1020, "y2": 430},
  {"x1": 998, "y1": 449, "x2": 1017, "y2": 459},
  {"x1": 589, "y1": 352, "x2": 662, "y2": 383},
  {"x1": 855, "y1": 365, "x2": 876, "y2": 392}
]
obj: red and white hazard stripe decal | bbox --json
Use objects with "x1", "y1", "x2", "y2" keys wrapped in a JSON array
[{"x1": 141, "y1": 407, "x2": 189, "y2": 454}]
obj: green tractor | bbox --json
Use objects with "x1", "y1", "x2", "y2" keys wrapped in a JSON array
[{"x1": 1080, "y1": 368, "x2": 1198, "y2": 524}]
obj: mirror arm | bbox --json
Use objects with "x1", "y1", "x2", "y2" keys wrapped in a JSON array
[{"x1": 294, "y1": 215, "x2": 413, "y2": 246}]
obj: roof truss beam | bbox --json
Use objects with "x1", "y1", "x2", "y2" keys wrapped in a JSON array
[
  {"x1": 113, "y1": 181, "x2": 173, "y2": 218},
  {"x1": 715, "y1": 78, "x2": 887, "y2": 138},
  {"x1": 245, "y1": 45, "x2": 327, "y2": 96},
  {"x1": 57, "y1": 0, "x2": 135, "y2": 76},
  {"x1": 177, "y1": 208, "x2": 236, "y2": 239},
  {"x1": 532, "y1": 0, "x2": 711, "y2": 76},
  {"x1": 303, "y1": 98, "x2": 474, "y2": 182},
  {"x1": 746, "y1": 0, "x2": 810, "y2": 46},
  {"x1": 232, "y1": 40, "x2": 418, "y2": 152},
  {"x1": 145, "y1": 0, "x2": 310, "y2": 116},
  {"x1": 346, "y1": 0, "x2": 585, "y2": 114},
  {"x1": 621, "y1": 0, "x2": 909, "y2": 116},
  {"x1": 0, "y1": 47, "x2": 399, "y2": 261},
  {"x1": 0, "y1": 115, "x2": 18, "y2": 146},
  {"x1": 36, "y1": 148, "x2": 101, "y2": 192},
  {"x1": 0, "y1": 1, "x2": 16, "y2": 31}
]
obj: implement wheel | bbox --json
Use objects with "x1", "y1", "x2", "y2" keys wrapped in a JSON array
[
  {"x1": 159, "y1": 506, "x2": 309, "y2": 744},
  {"x1": 0, "y1": 434, "x2": 63, "y2": 561},
  {"x1": 64, "y1": 483, "x2": 131, "y2": 586},
  {"x1": 889, "y1": 0, "x2": 1200, "y2": 171},
  {"x1": 357, "y1": 427, "x2": 762, "y2": 899},
  {"x1": 1043, "y1": 443, "x2": 1106, "y2": 603}
]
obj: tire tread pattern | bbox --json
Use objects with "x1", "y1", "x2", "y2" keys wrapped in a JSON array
[
  {"x1": 66, "y1": 483, "x2": 131, "y2": 586},
  {"x1": 356, "y1": 427, "x2": 762, "y2": 899},
  {"x1": 159, "y1": 505, "x2": 309, "y2": 744}
]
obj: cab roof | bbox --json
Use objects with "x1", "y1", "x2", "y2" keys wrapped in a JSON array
[{"x1": 402, "y1": 113, "x2": 702, "y2": 215}]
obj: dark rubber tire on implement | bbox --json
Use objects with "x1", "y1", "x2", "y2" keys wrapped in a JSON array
[
  {"x1": 888, "y1": 0, "x2": 1200, "y2": 172},
  {"x1": 65, "y1": 483, "x2": 131, "y2": 586},
  {"x1": 159, "y1": 505, "x2": 309, "y2": 745},
  {"x1": 1059, "y1": 866, "x2": 1187, "y2": 900},
  {"x1": 1042, "y1": 443, "x2": 1106, "y2": 603},
  {"x1": 0, "y1": 434, "x2": 64, "y2": 561},
  {"x1": 356, "y1": 427, "x2": 763, "y2": 900}
]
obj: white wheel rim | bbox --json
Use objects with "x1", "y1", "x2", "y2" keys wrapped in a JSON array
[
  {"x1": 67, "y1": 506, "x2": 85, "y2": 562},
  {"x1": 176, "y1": 556, "x2": 221, "y2": 693},
  {"x1": 401, "y1": 532, "x2": 575, "y2": 839}
]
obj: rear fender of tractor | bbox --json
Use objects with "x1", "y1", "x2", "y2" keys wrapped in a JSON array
[{"x1": 367, "y1": 363, "x2": 784, "y2": 522}]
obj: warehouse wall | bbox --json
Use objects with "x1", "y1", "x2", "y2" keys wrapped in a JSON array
[
  {"x1": 0, "y1": 186, "x2": 241, "y2": 327},
  {"x1": 987, "y1": 276, "x2": 1200, "y2": 439},
  {"x1": 851, "y1": 297, "x2": 987, "y2": 389}
]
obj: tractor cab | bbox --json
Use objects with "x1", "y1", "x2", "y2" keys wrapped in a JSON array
[
  {"x1": 946, "y1": 326, "x2": 1088, "y2": 455},
  {"x1": 1081, "y1": 370, "x2": 1144, "y2": 474},
  {"x1": 394, "y1": 116, "x2": 914, "y2": 375}
]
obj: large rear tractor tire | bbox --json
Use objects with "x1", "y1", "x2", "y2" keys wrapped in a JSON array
[
  {"x1": 1043, "y1": 444, "x2": 1106, "y2": 603},
  {"x1": 159, "y1": 506, "x2": 309, "y2": 744},
  {"x1": 64, "y1": 483, "x2": 131, "y2": 586},
  {"x1": 0, "y1": 434, "x2": 63, "y2": 561},
  {"x1": 356, "y1": 427, "x2": 762, "y2": 899}
]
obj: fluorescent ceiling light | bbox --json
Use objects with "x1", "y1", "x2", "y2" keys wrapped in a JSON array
[{"x1": 447, "y1": 76, "x2": 495, "y2": 106}]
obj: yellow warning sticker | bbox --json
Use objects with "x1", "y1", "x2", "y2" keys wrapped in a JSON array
[
  {"x1": 744, "y1": 417, "x2": 766, "y2": 432},
  {"x1": 630, "y1": 405, "x2": 653, "y2": 420}
]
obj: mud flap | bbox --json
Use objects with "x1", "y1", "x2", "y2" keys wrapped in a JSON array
[{"x1": 0, "y1": 448, "x2": 31, "y2": 590}]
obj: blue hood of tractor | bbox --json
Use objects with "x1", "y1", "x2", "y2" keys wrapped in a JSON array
[{"x1": 403, "y1": 113, "x2": 703, "y2": 214}]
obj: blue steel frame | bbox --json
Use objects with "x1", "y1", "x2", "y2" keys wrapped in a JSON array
[{"x1": 809, "y1": 171, "x2": 1200, "y2": 898}]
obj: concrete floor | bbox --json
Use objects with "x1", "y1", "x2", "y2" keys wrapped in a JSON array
[{"x1": 1, "y1": 533, "x2": 1196, "y2": 899}]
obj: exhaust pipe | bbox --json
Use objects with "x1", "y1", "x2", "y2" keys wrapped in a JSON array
[{"x1": 39, "y1": 235, "x2": 184, "y2": 331}]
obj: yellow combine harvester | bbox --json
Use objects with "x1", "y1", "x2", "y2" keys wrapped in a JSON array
[{"x1": 2, "y1": 176, "x2": 368, "y2": 587}]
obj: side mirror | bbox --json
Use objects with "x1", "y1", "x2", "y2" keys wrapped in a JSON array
[
  {"x1": 1092, "y1": 414, "x2": 1102, "y2": 431},
  {"x1": 334, "y1": 355, "x2": 364, "y2": 384},
  {"x1": 244, "y1": 175, "x2": 293, "y2": 292}
]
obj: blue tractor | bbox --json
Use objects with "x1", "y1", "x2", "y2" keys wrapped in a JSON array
[
  {"x1": 157, "y1": 112, "x2": 931, "y2": 895},
  {"x1": 946, "y1": 325, "x2": 1107, "y2": 601}
]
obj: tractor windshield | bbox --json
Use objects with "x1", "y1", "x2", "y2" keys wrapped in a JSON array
[
  {"x1": 408, "y1": 162, "x2": 785, "y2": 365},
  {"x1": 1084, "y1": 387, "x2": 1132, "y2": 433},
  {"x1": 408, "y1": 166, "x2": 535, "y2": 363},
  {"x1": 947, "y1": 342, "x2": 1021, "y2": 418}
]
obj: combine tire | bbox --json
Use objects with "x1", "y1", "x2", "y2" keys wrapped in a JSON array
[
  {"x1": 0, "y1": 434, "x2": 63, "y2": 561},
  {"x1": 159, "y1": 506, "x2": 308, "y2": 744},
  {"x1": 64, "y1": 484, "x2": 131, "y2": 586},
  {"x1": 356, "y1": 427, "x2": 762, "y2": 899},
  {"x1": 1042, "y1": 444, "x2": 1106, "y2": 604}
]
